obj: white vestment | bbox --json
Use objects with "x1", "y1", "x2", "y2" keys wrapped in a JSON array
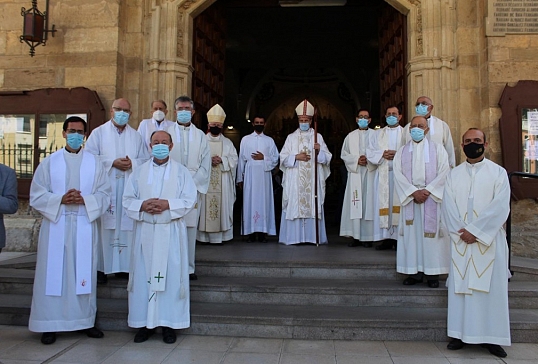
[
  {"x1": 340, "y1": 128, "x2": 375, "y2": 240},
  {"x1": 366, "y1": 126, "x2": 403, "y2": 241},
  {"x1": 402, "y1": 115, "x2": 456, "y2": 168},
  {"x1": 123, "y1": 158, "x2": 197, "y2": 329},
  {"x1": 197, "y1": 134, "x2": 238, "y2": 244},
  {"x1": 237, "y1": 132, "x2": 279, "y2": 236},
  {"x1": 137, "y1": 118, "x2": 175, "y2": 152},
  {"x1": 279, "y1": 128, "x2": 332, "y2": 245},
  {"x1": 85, "y1": 120, "x2": 150, "y2": 274},
  {"x1": 393, "y1": 139, "x2": 450, "y2": 275},
  {"x1": 167, "y1": 122, "x2": 211, "y2": 273},
  {"x1": 29, "y1": 149, "x2": 110, "y2": 332},
  {"x1": 442, "y1": 158, "x2": 511, "y2": 346}
]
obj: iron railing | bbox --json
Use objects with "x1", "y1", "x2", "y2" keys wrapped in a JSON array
[{"x1": 0, "y1": 143, "x2": 59, "y2": 178}]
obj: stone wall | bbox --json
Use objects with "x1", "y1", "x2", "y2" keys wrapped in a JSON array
[{"x1": 0, "y1": 0, "x2": 125, "y2": 120}]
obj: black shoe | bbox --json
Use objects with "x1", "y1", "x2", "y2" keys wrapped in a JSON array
[
  {"x1": 41, "y1": 332, "x2": 56, "y2": 345},
  {"x1": 447, "y1": 338, "x2": 465, "y2": 350},
  {"x1": 362, "y1": 241, "x2": 373, "y2": 248},
  {"x1": 162, "y1": 327, "x2": 177, "y2": 344},
  {"x1": 375, "y1": 240, "x2": 394, "y2": 250},
  {"x1": 481, "y1": 344, "x2": 507, "y2": 358},
  {"x1": 115, "y1": 272, "x2": 129, "y2": 279},
  {"x1": 246, "y1": 233, "x2": 256, "y2": 243},
  {"x1": 189, "y1": 273, "x2": 198, "y2": 281},
  {"x1": 97, "y1": 271, "x2": 107, "y2": 284},
  {"x1": 403, "y1": 277, "x2": 423, "y2": 285},
  {"x1": 83, "y1": 327, "x2": 104, "y2": 338},
  {"x1": 427, "y1": 279, "x2": 439, "y2": 288},
  {"x1": 134, "y1": 327, "x2": 155, "y2": 343},
  {"x1": 348, "y1": 240, "x2": 361, "y2": 247},
  {"x1": 257, "y1": 233, "x2": 267, "y2": 243}
]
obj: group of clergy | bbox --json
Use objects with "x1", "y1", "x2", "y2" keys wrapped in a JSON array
[
  {"x1": 340, "y1": 96, "x2": 511, "y2": 358},
  {"x1": 25, "y1": 96, "x2": 243, "y2": 346},
  {"x1": 24, "y1": 94, "x2": 512, "y2": 358}
]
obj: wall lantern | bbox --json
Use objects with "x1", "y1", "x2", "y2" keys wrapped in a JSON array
[{"x1": 19, "y1": 0, "x2": 56, "y2": 57}]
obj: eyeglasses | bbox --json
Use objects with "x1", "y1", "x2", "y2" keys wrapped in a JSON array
[
  {"x1": 358, "y1": 115, "x2": 370, "y2": 119},
  {"x1": 66, "y1": 129, "x2": 85, "y2": 135},
  {"x1": 176, "y1": 107, "x2": 192, "y2": 111},
  {"x1": 112, "y1": 107, "x2": 131, "y2": 113},
  {"x1": 415, "y1": 102, "x2": 430, "y2": 107}
]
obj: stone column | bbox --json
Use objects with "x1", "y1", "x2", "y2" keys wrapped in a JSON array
[{"x1": 145, "y1": 0, "x2": 212, "y2": 113}]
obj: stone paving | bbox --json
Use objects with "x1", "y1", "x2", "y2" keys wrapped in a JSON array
[{"x1": 2, "y1": 325, "x2": 538, "y2": 364}]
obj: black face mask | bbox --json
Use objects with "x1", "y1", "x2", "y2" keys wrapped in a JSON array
[
  {"x1": 463, "y1": 142, "x2": 485, "y2": 159},
  {"x1": 209, "y1": 126, "x2": 222, "y2": 135},
  {"x1": 253, "y1": 124, "x2": 264, "y2": 133}
]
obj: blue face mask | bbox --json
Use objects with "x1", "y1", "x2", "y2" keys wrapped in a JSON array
[
  {"x1": 152, "y1": 144, "x2": 170, "y2": 160},
  {"x1": 357, "y1": 118, "x2": 369, "y2": 129},
  {"x1": 66, "y1": 133, "x2": 84, "y2": 150},
  {"x1": 415, "y1": 104, "x2": 429, "y2": 116},
  {"x1": 299, "y1": 123, "x2": 310, "y2": 131},
  {"x1": 386, "y1": 115, "x2": 399, "y2": 126},
  {"x1": 176, "y1": 110, "x2": 192, "y2": 124},
  {"x1": 114, "y1": 111, "x2": 130, "y2": 126},
  {"x1": 410, "y1": 127, "x2": 425, "y2": 142}
]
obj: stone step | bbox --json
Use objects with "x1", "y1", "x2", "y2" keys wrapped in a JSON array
[
  {"x1": 2, "y1": 294, "x2": 538, "y2": 343},
  {"x1": 3, "y1": 269, "x2": 538, "y2": 309}
]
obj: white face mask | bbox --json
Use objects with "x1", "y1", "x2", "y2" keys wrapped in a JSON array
[{"x1": 153, "y1": 110, "x2": 165, "y2": 122}]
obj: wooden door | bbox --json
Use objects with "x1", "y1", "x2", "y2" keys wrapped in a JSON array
[
  {"x1": 378, "y1": 2, "x2": 407, "y2": 121},
  {"x1": 192, "y1": 1, "x2": 226, "y2": 131}
]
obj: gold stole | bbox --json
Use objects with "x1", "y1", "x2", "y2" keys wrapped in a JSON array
[
  {"x1": 203, "y1": 137, "x2": 223, "y2": 232},
  {"x1": 377, "y1": 129, "x2": 400, "y2": 228},
  {"x1": 298, "y1": 132, "x2": 313, "y2": 218}
]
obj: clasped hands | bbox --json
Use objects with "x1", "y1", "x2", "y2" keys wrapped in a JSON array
[
  {"x1": 61, "y1": 189, "x2": 85, "y2": 205},
  {"x1": 358, "y1": 155, "x2": 367, "y2": 166},
  {"x1": 382, "y1": 150, "x2": 396, "y2": 160},
  {"x1": 212, "y1": 155, "x2": 222, "y2": 167},
  {"x1": 458, "y1": 228, "x2": 477, "y2": 244},
  {"x1": 295, "y1": 143, "x2": 320, "y2": 162},
  {"x1": 140, "y1": 198, "x2": 169, "y2": 214},
  {"x1": 113, "y1": 156, "x2": 132, "y2": 171},
  {"x1": 411, "y1": 189, "x2": 430, "y2": 204}
]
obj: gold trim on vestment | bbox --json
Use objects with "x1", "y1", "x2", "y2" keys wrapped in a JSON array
[
  {"x1": 406, "y1": 220, "x2": 413, "y2": 225},
  {"x1": 379, "y1": 208, "x2": 389, "y2": 216},
  {"x1": 392, "y1": 206, "x2": 400, "y2": 213}
]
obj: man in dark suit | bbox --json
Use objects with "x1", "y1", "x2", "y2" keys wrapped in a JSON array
[{"x1": 0, "y1": 163, "x2": 18, "y2": 253}]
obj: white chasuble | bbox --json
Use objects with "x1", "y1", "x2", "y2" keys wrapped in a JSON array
[
  {"x1": 279, "y1": 128, "x2": 332, "y2": 245},
  {"x1": 197, "y1": 134, "x2": 238, "y2": 243},
  {"x1": 47, "y1": 150, "x2": 95, "y2": 296},
  {"x1": 280, "y1": 129, "x2": 332, "y2": 220},
  {"x1": 123, "y1": 158, "x2": 197, "y2": 329},
  {"x1": 29, "y1": 149, "x2": 110, "y2": 333},
  {"x1": 442, "y1": 158, "x2": 511, "y2": 346}
]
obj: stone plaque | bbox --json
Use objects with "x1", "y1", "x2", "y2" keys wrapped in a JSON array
[{"x1": 487, "y1": 0, "x2": 538, "y2": 36}]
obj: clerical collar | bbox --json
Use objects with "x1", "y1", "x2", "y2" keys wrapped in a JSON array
[
  {"x1": 65, "y1": 147, "x2": 81, "y2": 154},
  {"x1": 466, "y1": 156, "x2": 486, "y2": 165},
  {"x1": 177, "y1": 122, "x2": 191, "y2": 128},
  {"x1": 208, "y1": 134, "x2": 221, "y2": 141},
  {"x1": 152, "y1": 158, "x2": 169, "y2": 166}
]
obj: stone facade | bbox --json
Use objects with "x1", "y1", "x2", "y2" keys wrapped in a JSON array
[{"x1": 1, "y1": 0, "x2": 537, "y2": 256}]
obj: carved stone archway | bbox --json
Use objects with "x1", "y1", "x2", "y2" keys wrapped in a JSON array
[{"x1": 143, "y1": 0, "x2": 460, "y2": 145}]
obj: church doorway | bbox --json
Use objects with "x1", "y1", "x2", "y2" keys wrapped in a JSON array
[{"x1": 191, "y1": 0, "x2": 407, "y2": 236}]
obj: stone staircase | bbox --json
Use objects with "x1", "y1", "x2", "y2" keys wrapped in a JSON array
[{"x1": 1, "y1": 242, "x2": 538, "y2": 342}]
